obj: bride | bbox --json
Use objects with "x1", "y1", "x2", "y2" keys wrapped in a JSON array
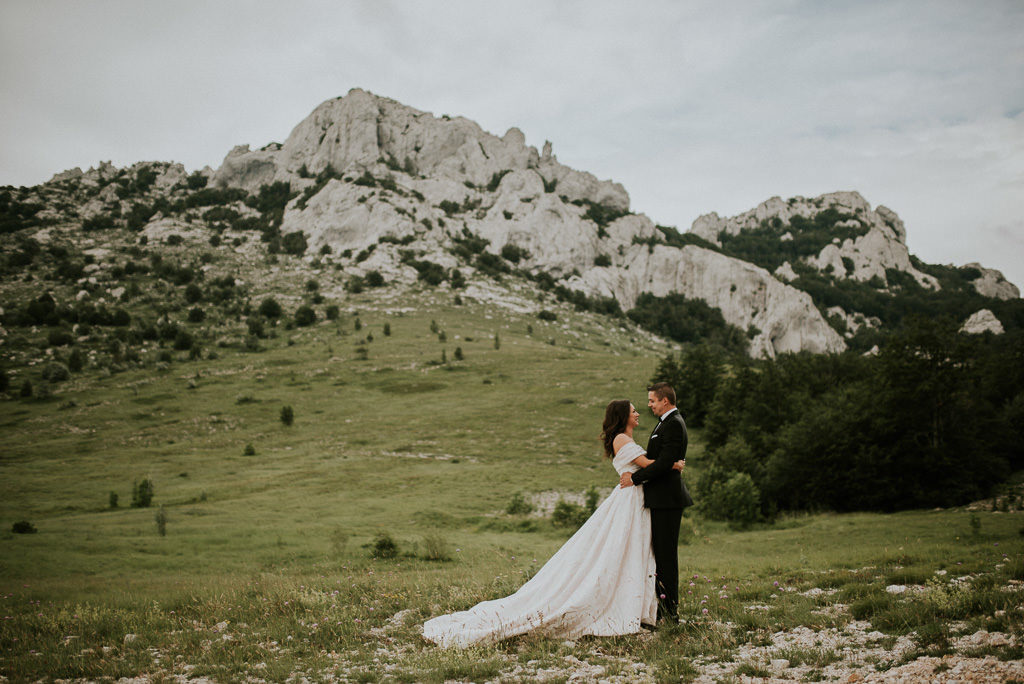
[{"x1": 422, "y1": 400, "x2": 684, "y2": 647}]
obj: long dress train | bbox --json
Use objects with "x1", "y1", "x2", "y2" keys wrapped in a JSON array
[{"x1": 422, "y1": 442, "x2": 656, "y2": 647}]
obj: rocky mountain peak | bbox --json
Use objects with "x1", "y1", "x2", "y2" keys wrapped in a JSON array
[{"x1": 211, "y1": 89, "x2": 630, "y2": 212}]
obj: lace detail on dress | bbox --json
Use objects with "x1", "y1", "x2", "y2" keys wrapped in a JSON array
[{"x1": 612, "y1": 441, "x2": 645, "y2": 475}]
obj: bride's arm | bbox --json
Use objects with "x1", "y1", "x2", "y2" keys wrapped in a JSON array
[
  {"x1": 632, "y1": 453, "x2": 655, "y2": 467},
  {"x1": 633, "y1": 454, "x2": 684, "y2": 470}
]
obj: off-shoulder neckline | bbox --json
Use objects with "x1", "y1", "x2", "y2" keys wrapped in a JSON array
[{"x1": 614, "y1": 440, "x2": 641, "y2": 457}]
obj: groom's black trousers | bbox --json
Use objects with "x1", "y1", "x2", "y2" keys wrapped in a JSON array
[{"x1": 650, "y1": 507, "x2": 683, "y2": 620}]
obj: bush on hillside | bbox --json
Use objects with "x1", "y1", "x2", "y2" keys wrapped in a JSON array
[
  {"x1": 294, "y1": 305, "x2": 316, "y2": 327},
  {"x1": 131, "y1": 479, "x2": 154, "y2": 508},
  {"x1": 258, "y1": 297, "x2": 282, "y2": 319},
  {"x1": 370, "y1": 532, "x2": 398, "y2": 559}
]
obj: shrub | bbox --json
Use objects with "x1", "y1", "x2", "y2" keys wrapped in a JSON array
[
  {"x1": 454, "y1": 346, "x2": 463, "y2": 361},
  {"x1": 487, "y1": 169, "x2": 512, "y2": 192},
  {"x1": 155, "y1": 505, "x2": 167, "y2": 536},
  {"x1": 552, "y1": 499, "x2": 589, "y2": 528},
  {"x1": 173, "y1": 329, "x2": 194, "y2": 351},
  {"x1": 280, "y1": 405, "x2": 294, "y2": 426},
  {"x1": 702, "y1": 471, "x2": 761, "y2": 527},
  {"x1": 82, "y1": 214, "x2": 114, "y2": 231},
  {"x1": 111, "y1": 308, "x2": 131, "y2": 327},
  {"x1": 68, "y1": 348, "x2": 85, "y2": 373},
  {"x1": 19, "y1": 379, "x2": 33, "y2": 398},
  {"x1": 594, "y1": 254, "x2": 612, "y2": 267},
  {"x1": 537, "y1": 310, "x2": 557, "y2": 321},
  {"x1": 494, "y1": 332, "x2": 500, "y2": 350},
  {"x1": 305, "y1": 279, "x2": 319, "y2": 292},
  {"x1": 131, "y1": 479, "x2": 154, "y2": 508},
  {"x1": 506, "y1": 492, "x2": 534, "y2": 515},
  {"x1": 439, "y1": 199, "x2": 461, "y2": 216},
  {"x1": 258, "y1": 297, "x2": 282, "y2": 319},
  {"x1": 282, "y1": 231, "x2": 308, "y2": 256},
  {"x1": 40, "y1": 362, "x2": 70, "y2": 383},
  {"x1": 365, "y1": 270, "x2": 385, "y2": 287},
  {"x1": 184, "y1": 283, "x2": 202, "y2": 303},
  {"x1": 383, "y1": 322, "x2": 391, "y2": 336},
  {"x1": 108, "y1": 491, "x2": 118, "y2": 509},
  {"x1": 370, "y1": 532, "x2": 398, "y2": 559},
  {"x1": 500, "y1": 243, "x2": 530, "y2": 264},
  {"x1": 187, "y1": 307, "x2": 206, "y2": 322},
  {"x1": 294, "y1": 305, "x2": 316, "y2": 327},
  {"x1": 11, "y1": 521, "x2": 37, "y2": 534},
  {"x1": 421, "y1": 534, "x2": 451, "y2": 561},
  {"x1": 244, "y1": 443, "x2": 256, "y2": 456},
  {"x1": 449, "y1": 269, "x2": 466, "y2": 289},
  {"x1": 47, "y1": 328, "x2": 74, "y2": 346},
  {"x1": 186, "y1": 171, "x2": 208, "y2": 189},
  {"x1": 346, "y1": 276, "x2": 365, "y2": 293},
  {"x1": 0, "y1": 370, "x2": 8, "y2": 393},
  {"x1": 325, "y1": 305, "x2": 340, "y2": 320},
  {"x1": 33, "y1": 379, "x2": 52, "y2": 400},
  {"x1": 247, "y1": 317, "x2": 266, "y2": 338}
]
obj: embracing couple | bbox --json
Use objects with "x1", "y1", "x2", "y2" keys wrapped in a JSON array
[{"x1": 422, "y1": 383, "x2": 693, "y2": 647}]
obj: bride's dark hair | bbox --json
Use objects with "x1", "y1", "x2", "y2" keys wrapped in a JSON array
[{"x1": 600, "y1": 399, "x2": 631, "y2": 458}]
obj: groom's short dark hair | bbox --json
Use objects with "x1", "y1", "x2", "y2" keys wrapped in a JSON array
[{"x1": 648, "y1": 382, "x2": 676, "y2": 405}]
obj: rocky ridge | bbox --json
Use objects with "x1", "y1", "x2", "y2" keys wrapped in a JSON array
[
  {"x1": 693, "y1": 191, "x2": 937, "y2": 288},
  {"x1": 9, "y1": 89, "x2": 1019, "y2": 359},
  {"x1": 206, "y1": 89, "x2": 844, "y2": 357}
]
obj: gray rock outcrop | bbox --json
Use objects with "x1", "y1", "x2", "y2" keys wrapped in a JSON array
[
  {"x1": 965, "y1": 262, "x2": 1019, "y2": 300},
  {"x1": 690, "y1": 191, "x2": 938, "y2": 289},
  {"x1": 961, "y1": 309, "x2": 1005, "y2": 335}
]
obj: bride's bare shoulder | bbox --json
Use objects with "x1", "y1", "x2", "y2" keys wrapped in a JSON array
[{"x1": 611, "y1": 433, "x2": 633, "y2": 452}]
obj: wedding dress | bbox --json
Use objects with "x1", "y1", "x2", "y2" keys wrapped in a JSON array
[{"x1": 422, "y1": 442, "x2": 657, "y2": 647}]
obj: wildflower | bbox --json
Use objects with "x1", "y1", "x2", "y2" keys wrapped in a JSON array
[
  {"x1": 689, "y1": 582, "x2": 695, "y2": 586},
  {"x1": 773, "y1": 581, "x2": 779, "y2": 587},
  {"x1": 702, "y1": 608, "x2": 708, "y2": 615},
  {"x1": 660, "y1": 593, "x2": 666, "y2": 600}
]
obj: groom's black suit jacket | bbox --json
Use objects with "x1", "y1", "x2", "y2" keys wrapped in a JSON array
[{"x1": 629, "y1": 409, "x2": 693, "y2": 509}]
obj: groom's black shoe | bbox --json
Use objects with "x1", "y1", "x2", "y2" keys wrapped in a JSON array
[{"x1": 640, "y1": 622, "x2": 658, "y2": 632}]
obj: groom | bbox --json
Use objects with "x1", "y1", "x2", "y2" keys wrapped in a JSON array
[{"x1": 619, "y1": 382, "x2": 691, "y2": 623}]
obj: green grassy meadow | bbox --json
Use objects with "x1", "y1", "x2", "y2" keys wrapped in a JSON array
[{"x1": 2, "y1": 292, "x2": 1023, "y2": 682}]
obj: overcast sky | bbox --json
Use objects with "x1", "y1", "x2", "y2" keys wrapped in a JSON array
[{"x1": 2, "y1": 0, "x2": 1022, "y2": 288}]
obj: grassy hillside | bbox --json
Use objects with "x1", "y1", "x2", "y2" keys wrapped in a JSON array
[{"x1": 2, "y1": 294, "x2": 1023, "y2": 682}]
